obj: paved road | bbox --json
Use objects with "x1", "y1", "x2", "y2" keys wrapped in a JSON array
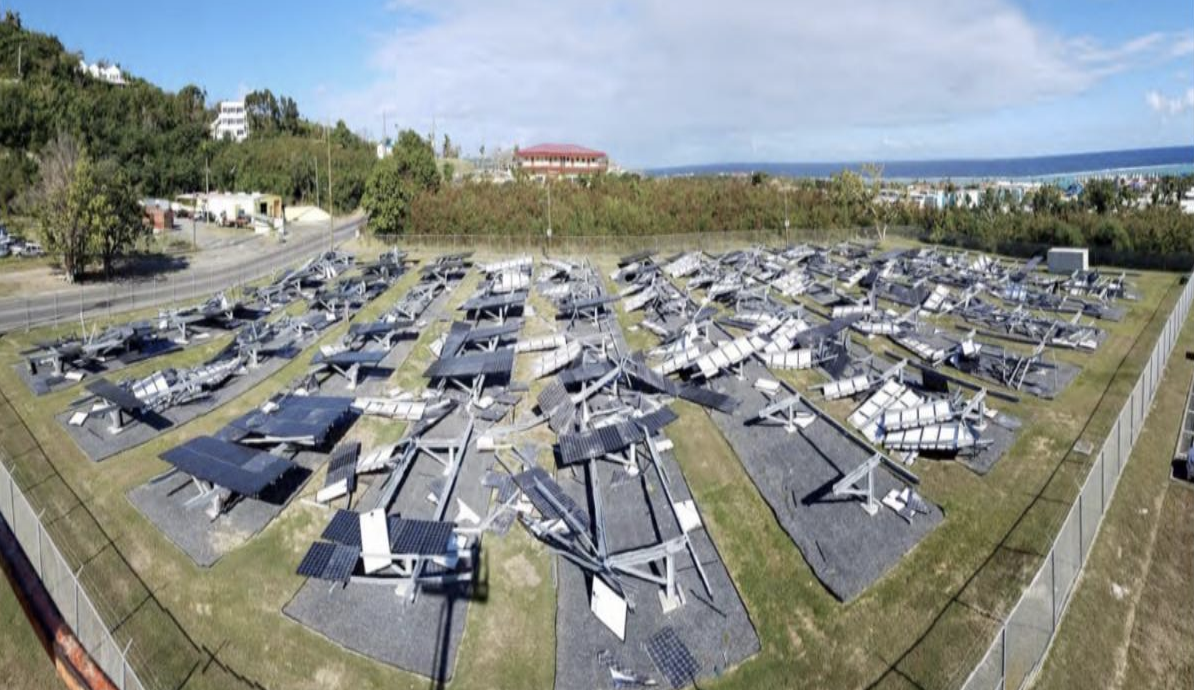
[{"x1": 0, "y1": 215, "x2": 367, "y2": 334}]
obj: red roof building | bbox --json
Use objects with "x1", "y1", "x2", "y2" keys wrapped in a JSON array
[{"x1": 515, "y1": 143, "x2": 609, "y2": 178}]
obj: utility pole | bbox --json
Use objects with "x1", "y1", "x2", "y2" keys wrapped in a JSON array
[
  {"x1": 783, "y1": 185, "x2": 790, "y2": 243},
  {"x1": 545, "y1": 179, "x2": 553, "y2": 256},
  {"x1": 16, "y1": 44, "x2": 21, "y2": 80},
  {"x1": 313, "y1": 155, "x2": 320, "y2": 210},
  {"x1": 327, "y1": 119, "x2": 334, "y2": 250}
]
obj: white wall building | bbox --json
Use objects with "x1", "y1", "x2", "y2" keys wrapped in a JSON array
[
  {"x1": 210, "y1": 101, "x2": 249, "y2": 142},
  {"x1": 78, "y1": 60, "x2": 125, "y2": 86}
]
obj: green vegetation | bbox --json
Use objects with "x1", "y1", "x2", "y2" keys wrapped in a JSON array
[
  {"x1": 0, "y1": 14, "x2": 374, "y2": 215},
  {"x1": 393, "y1": 169, "x2": 1194, "y2": 268},
  {"x1": 30, "y1": 132, "x2": 146, "y2": 281},
  {"x1": 361, "y1": 129, "x2": 440, "y2": 235}
]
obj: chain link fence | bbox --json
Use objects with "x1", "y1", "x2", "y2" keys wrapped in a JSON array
[
  {"x1": 0, "y1": 218, "x2": 363, "y2": 334},
  {"x1": 0, "y1": 458, "x2": 145, "y2": 690},
  {"x1": 962, "y1": 270, "x2": 1194, "y2": 690}
]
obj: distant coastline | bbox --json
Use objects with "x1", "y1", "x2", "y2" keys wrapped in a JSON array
[{"x1": 645, "y1": 145, "x2": 1194, "y2": 182}]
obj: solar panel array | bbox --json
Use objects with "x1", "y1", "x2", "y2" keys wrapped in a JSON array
[{"x1": 645, "y1": 626, "x2": 700, "y2": 689}]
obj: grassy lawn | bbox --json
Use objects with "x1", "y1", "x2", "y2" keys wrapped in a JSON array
[
  {"x1": 0, "y1": 239, "x2": 1185, "y2": 690},
  {"x1": 1034, "y1": 305, "x2": 1194, "y2": 690}
]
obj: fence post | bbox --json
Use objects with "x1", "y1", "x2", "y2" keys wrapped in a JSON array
[
  {"x1": 1050, "y1": 549, "x2": 1058, "y2": 630},
  {"x1": 35, "y1": 518, "x2": 43, "y2": 576}
]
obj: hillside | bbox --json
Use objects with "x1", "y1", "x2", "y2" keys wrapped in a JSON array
[{"x1": 0, "y1": 12, "x2": 374, "y2": 212}]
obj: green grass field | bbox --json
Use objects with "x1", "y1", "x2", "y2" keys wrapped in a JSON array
[{"x1": 0, "y1": 239, "x2": 1185, "y2": 690}]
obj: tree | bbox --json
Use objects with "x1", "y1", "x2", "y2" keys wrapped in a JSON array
[
  {"x1": 84, "y1": 159, "x2": 146, "y2": 279},
  {"x1": 1082, "y1": 178, "x2": 1118, "y2": 214},
  {"x1": 1030, "y1": 184, "x2": 1063, "y2": 215},
  {"x1": 244, "y1": 89, "x2": 279, "y2": 136},
  {"x1": 361, "y1": 129, "x2": 439, "y2": 235},
  {"x1": 33, "y1": 132, "x2": 92, "y2": 282}
]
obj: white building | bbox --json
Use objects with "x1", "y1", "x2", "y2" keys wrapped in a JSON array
[
  {"x1": 78, "y1": 60, "x2": 125, "y2": 86},
  {"x1": 210, "y1": 101, "x2": 249, "y2": 142}
]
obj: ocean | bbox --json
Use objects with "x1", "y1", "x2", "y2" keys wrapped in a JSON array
[{"x1": 645, "y1": 145, "x2": 1194, "y2": 182}]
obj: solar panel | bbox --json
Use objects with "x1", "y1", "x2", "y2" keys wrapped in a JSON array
[
  {"x1": 296, "y1": 542, "x2": 359, "y2": 583},
  {"x1": 324, "y1": 441, "x2": 360, "y2": 493},
  {"x1": 85, "y1": 378, "x2": 145, "y2": 412},
  {"x1": 296, "y1": 541, "x2": 334, "y2": 577},
  {"x1": 389, "y1": 518, "x2": 455, "y2": 556},
  {"x1": 483, "y1": 471, "x2": 517, "y2": 502},
  {"x1": 325, "y1": 543, "x2": 360, "y2": 583},
  {"x1": 465, "y1": 322, "x2": 521, "y2": 343},
  {"x1": 557, "y1": 408, "x2": 678, "y2": 464},
  {"x1": 558, "y1": 361, "x2": 616, "y2": 387},
  {"x1": 322, "y1": 509, "x2": 362, "y2": 546},
  {"x1": 645, "y1": 627, "x2": 700, "y2": 690},
  {"x1": 439, "y1": 322, "x2": 472, "y2": 360},
  {"x1": 424, "y1": 349, "x2": 515, "y2": 379},
  {"x1": 461, "y1": 291, "x2": 526, "y2": 313},
  {"x1": 225, "y1": 395, "x2": 355, "y2": 446},
  {"x1": 160, "y1": 436, "x2": 295, "y2": 496},
  {"x1": 536, "y1": 379, "x2": 571, "y2": 415},
  {"x1": 513, "y1": 467, "x2": 589, "y2": 528},
  {"x1": 312, "y1": 349, "x2": 388, "y2": 366}
]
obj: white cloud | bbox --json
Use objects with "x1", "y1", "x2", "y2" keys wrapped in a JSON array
[
  {"x1": 1146, "y1": 87, "x2": 1194, "y2": 116},
  {"x1": 321, "y1": 0, "x2": 1192, "y2": 166}
]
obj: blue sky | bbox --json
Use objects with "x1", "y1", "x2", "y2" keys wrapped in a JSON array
[{"x1": 9, "y1": 0, "x2": 1194, "y2": 168}]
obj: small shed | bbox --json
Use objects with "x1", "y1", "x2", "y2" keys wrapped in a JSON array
[{"x1": 1047, "y1": 247, "x2": 1088, "y2": 274}]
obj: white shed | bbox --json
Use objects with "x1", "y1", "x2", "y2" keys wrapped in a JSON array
[{"x1": 1047, "y1": 247, "x2": 1088, "y2": 274}]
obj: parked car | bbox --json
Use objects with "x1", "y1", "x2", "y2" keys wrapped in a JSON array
[{"x1": 16, "y1": 241, "x2": 44, "y2": 257}]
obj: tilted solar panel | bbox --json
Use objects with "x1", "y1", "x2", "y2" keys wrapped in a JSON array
[
  {"x1": 322, "y1": 509, "x2": 362, "y2": 546},
  {"x1": 424, "y1": 349, "x2": 515, "y2": 379},
  {"x1": 513, "y1": 466, "x2": 589, "y2": 529},
  {"x1": 85, "y1": 378, "x2": 145, "y2": 412},
  {"x1": 313, "y1": 349, "x2": 388, "y2": 366},
  {"x1": 389, "y1": 518, "x2": 456, "y2": 556},
  {"x1": 160, "y1": 436, "x2": 294, "y2": 497},
  {"x1": 296, "y1": 541, "x2": 360, "y2": 583}
]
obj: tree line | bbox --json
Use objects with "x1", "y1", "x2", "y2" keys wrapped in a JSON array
[{"x1": 0, "y1": 15, "x2": 375, "y2": 216}]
